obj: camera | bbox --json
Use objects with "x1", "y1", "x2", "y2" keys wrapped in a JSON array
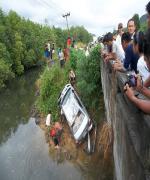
[
  {"x1": 126, "y1": 74, "x2": 137, "y2": 87},
  {"x1": 112, "y1": 60, "x2": 115, "y2": 65}
]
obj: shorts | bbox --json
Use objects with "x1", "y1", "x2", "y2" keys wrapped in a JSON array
[
  {"x1": 53, "y1": 137, "x2": 59, "y2": 146},
  {"x1": 60, "y1": 59, "x2": 65, "y2": 67}
]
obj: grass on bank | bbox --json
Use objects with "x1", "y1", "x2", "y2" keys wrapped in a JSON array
[
  {"x1": 36, "y1": 62, "x2": 71, "y2": 121},
  {"x1": 36, "y1": 46, "x2": 103, "y2": 122}
]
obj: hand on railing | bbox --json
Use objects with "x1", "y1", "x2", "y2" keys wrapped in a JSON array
[
  {"x1": 124, "y1": 84, "x2": 135, "y2": 101},
  {"x1": 113, "y1": 60, "x2": 124, "y2": 71}
]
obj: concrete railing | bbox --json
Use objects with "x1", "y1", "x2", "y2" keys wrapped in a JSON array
[{"x1": 100, "y1": 59, "x2": 150, "y2": 180}]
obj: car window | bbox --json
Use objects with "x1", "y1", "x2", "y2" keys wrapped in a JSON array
[
  {"x1": 72, "y1": 110, "x2": 85, "y2": 134},
  {"x1": 62, "y1": 89, "x2": 71, "y2": 105},
  {"x1": 74, "y1": 92, "x2": 83, "y2": 108}
]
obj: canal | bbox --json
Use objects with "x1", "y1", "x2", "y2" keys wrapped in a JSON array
[{"x1": 0, "y1": 68, "x2": 113, "y2": 180}]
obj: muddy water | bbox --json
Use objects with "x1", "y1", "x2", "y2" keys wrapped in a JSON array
[{"x1": 0, "y1": 68, "x2": 113, "y2": 180}]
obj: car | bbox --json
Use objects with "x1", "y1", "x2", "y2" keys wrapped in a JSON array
[{"x1": 58, "y1": 84, "x2": 93, "y2": 143}]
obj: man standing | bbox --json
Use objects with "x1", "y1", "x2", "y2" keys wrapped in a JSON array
[
  {"x1": 58, "y1": 48, "x2": 65, "y2": 68},
  {"x1": 47, "y1": 40, "x2": 51, "y2": 53},
  {"x1": 67, "y1": 37, "x2": 71, "y2": 48},
  {"x1": 123, "y1": 1, "x2": 150, "y2": 113},
  {"x1": 104, "y1": 32, "x2": 125, "y2": 63},
  {"x1": 113, "y1": 32, "x2": 139, "y2": 72},
  {"x1": 46, "y1": 110, "x2": 51, "y2": 130},
  {"x1": 127, "y1": 19, "x2": 136, "y2": 39},
  {"x1": 116, "y1": 23, "x2": 124, "y2": 46}
]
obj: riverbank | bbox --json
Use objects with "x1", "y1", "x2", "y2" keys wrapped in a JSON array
[
  {"x1": 0, "y1": 65, "x2": 114, "y2": 180},
  {"x1": 36, "y1": 114, "x2": 113, "y2": 165}
]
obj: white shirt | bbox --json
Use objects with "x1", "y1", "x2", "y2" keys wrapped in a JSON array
[
  {"x1": 137, "y1": 56, "x2": 150, "y2": 82},
  {"x1": 116, "y1": 34, "x2": 121, "y2": 46},
  {"x1": 46, "y1": 113, "x2": 51, "y2": 126},
  {"x1": 47, "y1": 43, "x2": 50, "y2": 52},
  {"x1": 131, "y1": 32, "x2": 135, "y2": 40},
  {"x1": 85, "y1": 49, "x2": 89, "y2": 57},
  {"x1": 59, "y1": 51, "x2": 64, "y2": 61},
  {"x1": 112, "y1": 41, "x2": 125, "y2": 63}
]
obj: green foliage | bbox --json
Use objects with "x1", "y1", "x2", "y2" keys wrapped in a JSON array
[
  {"x1": 0, "y1": 42, "x2": 11, "y2": 64},
  {"x1": 53, "y1": 26, "x2": 93, "y2": 48},
  {"x1": 0, "y1": 8, "x2": 93, "y2": 90},
  {"x1": 52, "y1": 27, "x2": 67, "y2": 48},
  {"x1": 37, "y1": 46, "x2": 103, "y2": 122},
  {"x1": 69, "y1": 48, "x2": 85, "y2": 70},
  {"x1": 0, "y1": 42, "x2": 14, "y2": 89},
  {"x1": 23, "y1": 49, "x2": 36, "y2": 68},
  {"x1": 0, "y1": 59, "x2": 14, "y2": 89},
  {"x1": 69, "y1": 26, "x2": 93, "y2": 44},
  {"x1": 12, "y1": 32, "x2": 24, "y2": 75},
  {"x1": 139, "y1": 22, "x2": 147, "y2": 32},
  {"x1": 36, "y1": 64, "x2": 70, "y2": 121},
  {"x1": 76, "y1": 46, "x2": 102, "y2": 119},
  {"x1": 132, "y1": 14, "x2": 140, "y2": 30},
  {"x1": 69, "y1": 48, "x2": 78, "y2": 70}
]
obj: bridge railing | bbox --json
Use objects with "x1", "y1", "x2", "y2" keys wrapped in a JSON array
[{"x1": 100, "y1": 58, "x2": 150, "y2": 180}]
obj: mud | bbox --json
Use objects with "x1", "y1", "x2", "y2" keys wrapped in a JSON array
[{"x1": 38, "y1": 115, "x2": 112, "y2": 162}]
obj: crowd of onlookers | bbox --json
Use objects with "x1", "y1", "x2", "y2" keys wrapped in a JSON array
[
  {"x1": 44, "y1": 37, "x2": 73, "y2": 68},
  {"x1": 100, "y1": 1, "x2": 150, "y2": 113}
]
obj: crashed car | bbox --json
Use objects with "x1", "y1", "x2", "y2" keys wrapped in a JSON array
[{"x1": 58, "y1": 84, "x2": 93, "y2": 143}]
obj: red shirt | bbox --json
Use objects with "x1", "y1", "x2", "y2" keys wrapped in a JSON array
[{"x1": 67, "y1": 38, "x2": 71, "y2": 46}]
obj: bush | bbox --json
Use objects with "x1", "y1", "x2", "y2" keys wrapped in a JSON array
[
  {"x1": 69, "y1": 48, "x2": 85, "y2": 70},
  {"x1": 36, "y1": 63, "x2": 70, "y2": 121},
  {"x1": 76, "y1": 45, "x2": 103, "y2": 120},
  {"x1": 36, "y1": 46, "x2": 103, "y2": 122},
  {"x1": 23, "y1": 49, "x2": 36, "y2": 68},
  {"x1": 0, "y1": 59, "x2": 14, "y2": 89}
]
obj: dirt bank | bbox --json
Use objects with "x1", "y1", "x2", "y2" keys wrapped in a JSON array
[{"x1": 37, "y1": 115, "x2": 112, "y2": 165}]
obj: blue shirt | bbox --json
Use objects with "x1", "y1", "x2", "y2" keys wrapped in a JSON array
[
  {"x1": 44, "y1": 49, "x2": 50, "y2": 58},
  {"x1": 123, "y1": 44, "x2": 139, "y2": 73}
]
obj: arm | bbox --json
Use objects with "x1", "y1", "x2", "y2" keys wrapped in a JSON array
[
  {"x1": 113, "y1": 60, "x2": 126, "y2": 72},
  {"x1": 144, "y1": 76, "x2": 150, "y2": 87},
  {"x1": 104, "y1": 53, "x2": 115, "y2": 61},
  {"x1": 136, "y1": 75, "x2": 150, "y2": 98},
  {"x1": 129, "y1": 96, "x2": 150, "y2": 113},
  {"x1": 124, "y1": 84, "x2": 150, "y2": 113},
  {"x1": 140, "y1": 86, "x2": 150, "y2": 98}
]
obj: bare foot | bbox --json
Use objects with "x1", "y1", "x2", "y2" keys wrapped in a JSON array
[{"x1": 55, "y1": 145, "x2": 60, "y2": 149}]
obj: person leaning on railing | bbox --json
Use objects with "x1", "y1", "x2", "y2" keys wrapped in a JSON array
[
  {"x1": 103, "y1": 32, "x2": 125, "y2": 63},
  {"x1": 133, "y1": 31, "x2": 149, "y2": 82},
  {"x1": 124, "y1": 30, "x2": 150, "y2": 114},
  {"x1": 113, "y1": 32, "x2": 139, "y2": 73}
]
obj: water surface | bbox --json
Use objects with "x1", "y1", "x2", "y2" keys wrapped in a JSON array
[{"x1": 0, "y1": 68, "x2": 113, "y2": 180}]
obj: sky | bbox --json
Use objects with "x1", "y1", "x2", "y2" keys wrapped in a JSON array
[{"x1": 0, "y1": 0, "x2": 149, "y2": 36}]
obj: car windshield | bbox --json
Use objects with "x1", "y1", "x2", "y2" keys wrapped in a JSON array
[
  {"x1": 62, "y1": 89, "x2": 72, "y2": 106},
  {"x1": 72, "y1": 110, "x2": 85, "y2": 134}
]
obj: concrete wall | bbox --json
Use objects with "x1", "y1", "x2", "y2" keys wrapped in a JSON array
[{"x1": 100, "y1": 59, "x2": 150, "y2": 180}]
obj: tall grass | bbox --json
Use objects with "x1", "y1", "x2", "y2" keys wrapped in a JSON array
[
  {"x1": 98, "y1": 122, "x2": 113, "y2": 160},
  {"x1": 36, "y1": 62, "x2": 71, "y2": 121},
  {"x1": 75, "y1": 45, "x2": 103, "y2": 121}
]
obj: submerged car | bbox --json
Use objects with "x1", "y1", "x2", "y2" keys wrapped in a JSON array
[{"x1": 58, "y1": 84, "x2": 93, "y2": 143}]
